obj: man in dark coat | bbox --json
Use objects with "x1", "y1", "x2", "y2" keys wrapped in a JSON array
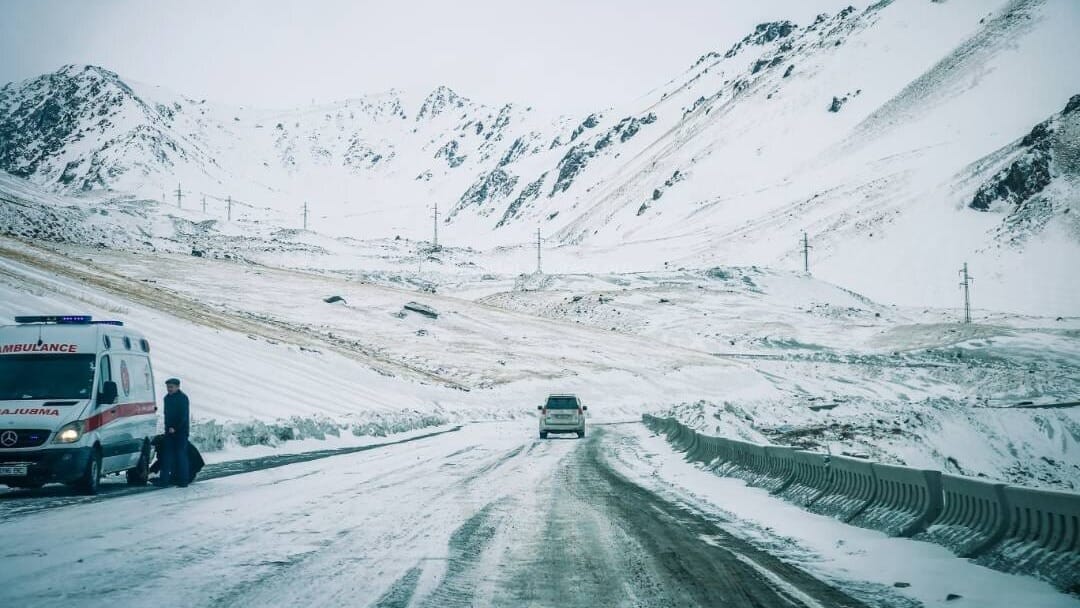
[
  {"x1": 160, "y1": 377, "x2": 191, "y2": 487},
  {"x1": 150, "y1": 434, "x2": 204, "y2": 484}
]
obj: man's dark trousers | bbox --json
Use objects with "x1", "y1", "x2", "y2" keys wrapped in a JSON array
[{"x1": 163, "y1": 433, "x2": 189, "y2": 486}]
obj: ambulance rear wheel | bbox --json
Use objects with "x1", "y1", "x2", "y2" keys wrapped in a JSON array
[
  {"x1": 77, "y1": 448, "x2": 102, "y2": 495},
  {"x1": 126, "y1": 441, "x2": 150, "y2": 486}
]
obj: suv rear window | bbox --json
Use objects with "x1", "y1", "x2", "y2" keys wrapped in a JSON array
[{"x1": 545, "y1": 396, "x2": 579, "y2": 409}]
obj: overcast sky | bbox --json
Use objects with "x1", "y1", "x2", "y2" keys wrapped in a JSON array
[{"x1": 2, "y1": 0, "x2": 863, "y2": 113}]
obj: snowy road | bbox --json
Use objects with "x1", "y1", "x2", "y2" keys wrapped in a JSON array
[
  {"x1": 0, "y1": 426, "x2": 462, "y2": 520},
  {"x1": 0, "y1": 422, "x2": 868, "y2": 608}
]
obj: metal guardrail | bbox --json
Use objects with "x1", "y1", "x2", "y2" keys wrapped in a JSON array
[{"x1": 642, "y1": 414, "x2": 1080, "y2": 594}]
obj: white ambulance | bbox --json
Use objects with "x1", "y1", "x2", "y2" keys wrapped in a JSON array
[{"x1": 0, "y1": 315, "x2": 158, "y2": 494}]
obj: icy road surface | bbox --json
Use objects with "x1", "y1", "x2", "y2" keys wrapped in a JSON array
[{"x1": 2, "y1": 422, "x2": 1076, "y2": 608}]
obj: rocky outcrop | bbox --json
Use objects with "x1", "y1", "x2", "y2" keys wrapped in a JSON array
[
  {"x1": 550, "y1": 112, "x2": 658, "y2": 195},
  {"x1": 498, "y1": 136, "x2": 528, "y2": 167},
  {"x1": 570, "y1": 114, "x2": 600, "y2": 142},
  {"x1": 637, "y1": 170, "x2": 685, "y2": 216},
  {"x1": 416, "y1": 86, "x2": 467, "y2": 121},
  {"x1": 0, "y1": 65, "x2": 204, "y2": 190},
  {"x1": 435, "y1": 139, "x2": 466, "y2": 168},
  {"x1": 550, "y1": 143, "x2": 595, "y2": 196},
  {"x1": 451, "y1": 168, "x2": 518, "y2": 219},
  {"x1": 970, "y1": 95, "x2": 1079, "y2": 212},
  {"x1": 725, "y1": 21, "x2": 798, "y2": 58},
  {"x1": 344, "y1": 137, "x2": 392, "y2": 171},
  {"x1": 497, "y1": 173, "x2": 546, "y2": 227}
]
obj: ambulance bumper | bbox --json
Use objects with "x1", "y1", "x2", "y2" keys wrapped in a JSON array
[{"x1": 0, "y1": 446, "x2": 92, "y2": 486}]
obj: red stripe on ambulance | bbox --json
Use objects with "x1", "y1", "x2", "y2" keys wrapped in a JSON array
[{"x1": 84, "y1": 401, "x2": 157, "y2": 431}]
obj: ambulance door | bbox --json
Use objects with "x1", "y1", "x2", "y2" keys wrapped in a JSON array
[
  {"x1": 128, "y1": 354, "x2": 156, "y2": 448},
  {"x1": 94, "y1": 353, "x2": 124, "y2": 474},
  {"x1": 113, "y1": 352, "x2": 151, "y2": 472}
]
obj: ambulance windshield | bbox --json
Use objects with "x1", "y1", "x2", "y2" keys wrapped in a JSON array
[{"x1": 0, "y1": 354, "x2": 96, "y2": 400}]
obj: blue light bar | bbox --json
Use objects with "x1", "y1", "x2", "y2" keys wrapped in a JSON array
[
  {"x1": 14, "y1": 315, "x2": 93, "y2": 324},
  {"x1": 90, "y1": 321, "x2": 124, "y2": 326}
]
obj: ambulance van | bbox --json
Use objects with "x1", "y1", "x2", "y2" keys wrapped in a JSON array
[{"x1": 0, "y1": 315, "x2": 158, "y2": 494}]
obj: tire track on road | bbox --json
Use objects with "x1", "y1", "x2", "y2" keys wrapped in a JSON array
[{"x1": 484, "y1": 428, "x2": 870, "y2": 608}]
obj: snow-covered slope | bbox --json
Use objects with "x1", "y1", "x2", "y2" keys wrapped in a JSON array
[
  {"x1": 2, "y1": 200, "x2": 1077, "y2": 491},
  {"x1": 2, "y1": 0, "x2": 1078, "y2": 316},
  {"x1": 3, "y1": 5, "x2": 1080, "y2": 602}
]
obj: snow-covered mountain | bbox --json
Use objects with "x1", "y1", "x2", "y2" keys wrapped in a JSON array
[
  {"x1": 0, "y1": 63, "x2": 564, "y2": 232},
  {"x1": 2, "y1": 0, "x2": 1079, "y2": 313}
]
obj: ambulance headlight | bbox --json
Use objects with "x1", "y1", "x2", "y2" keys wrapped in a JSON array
[{"x1": 53, "y1": 421, "x2": 85, "y2": 444}]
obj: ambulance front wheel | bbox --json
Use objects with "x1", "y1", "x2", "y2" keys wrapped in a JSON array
[{"x1": 77, "y1": 447, "x2": 102, "y2": 495}]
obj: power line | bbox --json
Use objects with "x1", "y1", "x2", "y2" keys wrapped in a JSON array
[
  {"x1": 536, "y1": 227, "x2": 542, "y2": 274},
  {"x1": 959, "y1": 262, "x2": 974, "y2": 324},
  {"x1": 302, "y1": 201, "x2": 308, "y2": 230}
]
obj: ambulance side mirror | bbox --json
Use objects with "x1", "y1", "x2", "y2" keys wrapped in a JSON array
[
  {"x1": 98, "y1": 381, "x2": 118, "y2": 406},
  {"x1": 537, "y1": 405, "x2": 543, "y2": 411}
]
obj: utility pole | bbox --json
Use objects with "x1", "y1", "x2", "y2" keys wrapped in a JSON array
[
  {"x1": 175, "y1": 182, "x2": 183, "y2": 209},
  {"x1": 801, "y1": 231, "x2": 812, "y2": 274},
  {"x1": 302, "y1": 201, "x2": 308, "y2": 230},
  {"x1": 432, "y1": 202, "x2": 440, "y2": 251},
  {"x1": 227, "y1": 196, "x2": 232, "y2": 221},
  {"x1": 536, "y1": 227, "x2": 542, "y2": 274},
  {"x1": 959, "y1": 262, "x2": 973, "y2": 324}
]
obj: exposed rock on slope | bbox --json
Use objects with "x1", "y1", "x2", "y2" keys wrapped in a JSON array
[{"x1": 968, "y1": 94, "x2": 1080, "y2": 244}]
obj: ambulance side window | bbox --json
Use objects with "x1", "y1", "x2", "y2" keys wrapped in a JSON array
[
  {"x1": 99, "y1": 355, "x2": 112, "y2": 386},
  {"x1": 97, "y1": 355, "x2": 113, "y2": 406},
  {"x1": 129, "y1": 356, "x2": 154, "y2": 403},
  {"x1": 144, "y1": 357, "x2": 155, "y2": 401},
  {"x1": 142, "y1": 358, "x2": 152, "y2": 393}
]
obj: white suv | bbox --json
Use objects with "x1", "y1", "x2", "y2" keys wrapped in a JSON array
[{"x1": 537, "y1": 394, "x2": 587, "y2": 439}]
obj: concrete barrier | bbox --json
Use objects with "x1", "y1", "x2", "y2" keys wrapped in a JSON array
[
  {"x1": 777, "y1": 451, "x2": 832, "y2": 507},
  {"x1": 708, "y1": 437, "x2": 740, "y2": 476},
  {"x1": 683, "y1": 431, "x2": 707, "y2": 464},
  {"x1": 694, "y1": 434, "x2": 716, "y2": 466},
  {"x1": 738, "y1": 443, "x2": 795, "y2": 494},
  {"x1": 641, "y1": 414, "x2": 1080, "y2": 593},
  {"x1": 669, "y1": 423, "x2": 694, "y2": 452},
  {"x1": 700, "y1": 435, "x2": 729, "y2": 469},
  {"x1": 808, "y1": 455, "x2": 877, "y2": 522},
  {"x1": 850, "y1": 463, "x2": 942, "y2": 537},
  {"x1": 726, "y1": 442, "x2": 767, "y2": 484},
  {"x1": 917, "y1": 474, "x2": 1008, "y2": 557},
  {"x1": 762, "y1": 446, "x2": 798, "y2": 494},
  {"x1": 977, "y1": 486, "x2": 1080, "y2": 592}
]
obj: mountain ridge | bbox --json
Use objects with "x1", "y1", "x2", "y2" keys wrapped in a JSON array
[{"x1": 1, "y1": 0, "x2": 1078, "y2": 314}]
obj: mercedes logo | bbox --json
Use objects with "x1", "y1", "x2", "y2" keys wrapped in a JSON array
[{"x1": 0, "y1": 430, "x2": 17, "y2": 447}]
